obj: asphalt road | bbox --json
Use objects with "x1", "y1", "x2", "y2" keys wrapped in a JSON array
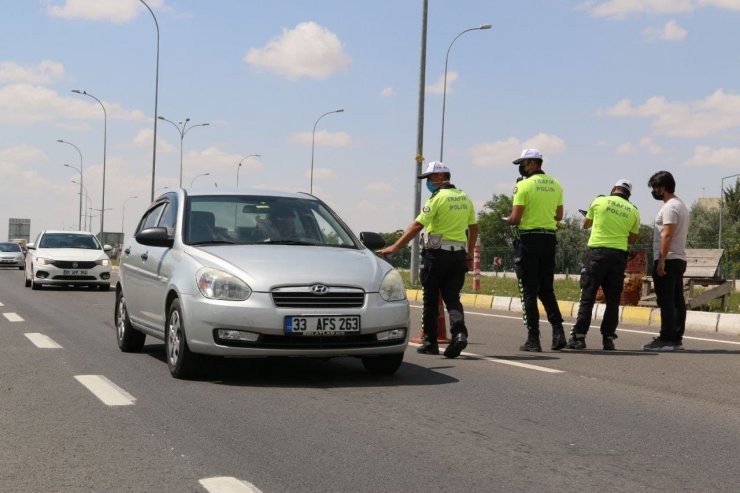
[{"x1": 1, "y1": 266, "x2": 739, "y2": 492}]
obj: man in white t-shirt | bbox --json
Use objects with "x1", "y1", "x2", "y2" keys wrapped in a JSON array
[{"x1": 643, "y1": 171, "x2": 690, "y2": 352}]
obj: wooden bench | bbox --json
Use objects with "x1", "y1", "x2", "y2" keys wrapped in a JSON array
[{"x1": 639, "y1": 249, "x2": 734, "y2": 310}]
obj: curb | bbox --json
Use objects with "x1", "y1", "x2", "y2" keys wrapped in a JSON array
[{"x1": 405, "y1": 289, "x2": 739, "y2": 336}]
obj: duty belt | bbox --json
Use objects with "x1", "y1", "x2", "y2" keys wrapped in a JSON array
[
  {"x1": 518, "y1": 228, "x2": 556, "y2": 235},
  {"x1": 424, "y1": 238, "x2": 467, "y2": 251}
]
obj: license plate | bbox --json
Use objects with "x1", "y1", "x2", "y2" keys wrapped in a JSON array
[
  {"x1": 63, "y1": 270, "x2": 88, "y2": 276},
  {"x1": 284, "y1": 315, "x2": 360, "y2": 336}
]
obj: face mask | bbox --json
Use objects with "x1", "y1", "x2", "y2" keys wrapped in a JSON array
[
  {"x1": 651, "y1": 190, "x2": 664, "y2": 201},
  {"x1": 518, "y1": 163, "x2": 529, "y2": 178},
  {"x1": 426, "y1": 180, "x2": 438, "y2": 193}
]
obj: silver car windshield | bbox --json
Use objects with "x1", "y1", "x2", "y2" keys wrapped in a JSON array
[
  {"x1": 185, "y1": 195, "x2": 359, "y2": 248},
  {"x1": 38, "y1": 233, "x2": 102, "y2": 249},
  {"x1": 0, "y1": 243, "x2": 21, "y2": 252}
]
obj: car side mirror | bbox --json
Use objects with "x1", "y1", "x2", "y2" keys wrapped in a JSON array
[
  {"x1": 103, "y1": 244, "x2": 113, "y2": 252},
  {"x1": 27, "y1": 243, "x2": 35, "y2": 250},
  {"x1": 135, "y1": 227, "x2": 174, "y2": 248},
  {"x1": 359, "y1": 232, "x2": 385, "y2": 250}
]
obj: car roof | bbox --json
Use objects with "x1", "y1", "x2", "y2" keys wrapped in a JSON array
[
  {"x1": 157, "y1": 187, "x2": 318, "y2": 201},
  {"x1": 41, "y1": 230, "x2": 96, "y2": 236}
]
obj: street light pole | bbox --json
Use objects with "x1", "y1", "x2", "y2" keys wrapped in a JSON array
[
  {"x1": 64, "y1": 164, "x2": 82, "y2": 230},
  {"x1": 439, "y1": 23, "x2": 491, "y2": 162},
  {"x1": 72, "y1": 89, "x2": 107, "y2": 238},
  {"x1": 719, "y1": 173, "x2": 740, "y2": 249},
  {"x1": 58, "y1": 139, "x2": 83, "y2": 230},
  {"x1": 138, "y1": 0, "x2": 160, "y2": 202},
  {"x1": 310, "y1": 108, "x2": 344, "y2": 194},
  {"x1": 411, "y1": 0, "x2": 429, "y2": 285},
  {"x1": 191, "y1": 172, "x2": 210, "y2": 187},
  {"x1": 158, "y1": 116, "x2": 210, "y2": 187},
  {"x1": 122, "y1": 196, "x2": 138, "y2": 244},
  {"x1": 237, "y1": 154, "x2": 262, "y2": 187},
  {"x1": 71, "y1": 179, "x2": 91, "y2": 231}
]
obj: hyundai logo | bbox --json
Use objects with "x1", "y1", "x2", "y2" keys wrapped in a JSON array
[
  {"x1": 310, "y1": 284, "x2": 329, "y2": 295},
  {"x1": 72, "y1": 262, "x2": 78, "y2": 268}
]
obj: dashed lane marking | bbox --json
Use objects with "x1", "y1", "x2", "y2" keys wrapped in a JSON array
[
  {"x1": 199, "y1": 477, "x2": 263, "y2": 493},
  {"x1": 74, "y1": 375, "x2": 136, "y2": 406},
  {"x1": 3, "y1": 312, "x2": 23, "y2": 322},
  {"x1": 25, "y1": 333, "x2": 62, "y2": 349},
  {"x1": 0, "y1": 301, "x2": 4, "y2": 306},
  {"x1": 409, "y1": 342, "x2": 564, "y2": 374}
]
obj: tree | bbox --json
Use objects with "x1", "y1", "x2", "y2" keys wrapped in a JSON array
[
  {"x1": 377, "y1": 229, "x2": 411, "y2": 268},
  {"x1": 476, "y1": 194, "x2": 516, "y2": 270},
  {"x1": 554, "y1": 214, "x2": 589, "y2": 274}
]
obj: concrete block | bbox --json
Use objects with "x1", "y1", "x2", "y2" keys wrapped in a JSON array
[
  {"x1": 405, "y1": 289, "x2": 418, "y2": 302},
  {"x1": 717, "y1": 313, "x2": 740, "y2": 336},
  {"x1": 492, "y1": 296, "x2": 512, "y2": 311},
  {"x1": 509, "y1": 297, "x2": 523, "y2": 313},
  {"x1": 460, "y1": 293, "x2": 477, "y2": 307},
  {"x1": 649, "y1": 309, "x2": 661, "y2": 327},
  {"x1": 558, "y1": 301, "x2": 576, "y2": 318},
  {"x1": 621, "y1": 306, "x2": 652, "y2": 325},
  {"x1": 592, "y1": 303, "x2": 607, "y2": 320},
  {"x1": 474, "y1": 295, "x2": 493, "y2": 309},
  {"x1": 537, "y1": 301, "x2": 546, "y2": 315},
  {"x1": 684, "y1": 311, "x2": 719, "y2": 333}
]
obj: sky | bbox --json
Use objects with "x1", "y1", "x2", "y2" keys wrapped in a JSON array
[{"x1": 2, "y1": 0, "x2": 740, "y2": 242}]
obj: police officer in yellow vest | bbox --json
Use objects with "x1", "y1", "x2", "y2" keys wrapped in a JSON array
[
  {"x1": 505, "y1": 149, "x2": 566, "y2": 352},
  {"x1": 566, "y1": 179, "x2": 640, "y2": 350},
  {"x1": 378, "y1": 161, "x2": 478, "y2": 358}
]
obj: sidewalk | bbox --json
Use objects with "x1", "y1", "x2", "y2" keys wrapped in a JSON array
[{"x1": 405, "y1": 289, "x2": 740, "y2": 337}]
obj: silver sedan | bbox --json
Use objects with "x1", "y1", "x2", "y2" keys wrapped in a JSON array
[
  {"x1": 0, "y1": 242, "x2": 25, "y2": 269},
  {"x1": 116, "y1": 188, "x2": 409, "y2": 379}
]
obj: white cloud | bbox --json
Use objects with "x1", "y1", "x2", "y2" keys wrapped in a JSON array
[
  {"x1": 133, "y1": 128, "x2": 174, "y2": 153},
  {"x1": 617, "y1": 142, "x2": 637, "y2": 154},
  {"x1": 644, "y1": 20, "x2": 688, "y2": 41},
  {"x1": 685, "y1": 145, "x2": 740, "y2": 167},
  {"x1": 469, "y1": 133, "x2": 567, "y2": 167},
  {"x1": 426, "y1": 71, "x2": 458, "y2": 96},
  {"x1": 640, "y1": 137, "x2": 663, "y2": 154},
  {"x1": 366, "y1": 181, "x2": 394, "y2": 193},
  {"x1": 580, "y1": 0, "x2": 695, "y2": 19},
  {"x1": 47, "y1": 0, "x2": 169, "y2": 23},
  {"x1": 0, "y1": 61, "x2": 65, "y2": 84},
  {"x1": 0, "y1": 144, "x2": 48, "y2": 173},
  {"x1": 291, "y1": 130, "x2": 352, "y2": 147},
  {"x1": 0, "y1": 84, "x2": 146, "y2": 125},
  {"x1": 603, "y1": 89, "x2": 740, "y2": 137},
  {"x1": 185, "y1": 146, "x2": 264, "y2": 174},
  {"x1": 305, "y1": 168, "x2": 336, "y2": 180},
  {"x1": 698, "y1": 0, "x2": 740, "y2": 11},
  {"x1": 244, "y1": 22, "x2": 351, "y2": 80},
  {"x1": 380, "y1": 87, "x2": 396, "y2": 97}
]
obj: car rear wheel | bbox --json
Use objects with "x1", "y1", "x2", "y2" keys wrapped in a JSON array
[
  {"x1": 361, "y1": 353, "x2": 404, "y2": 375},
  {"x1": 116, "y1": 289, "x2": 145, "y2": 352},
  {"x1": 166, "y1": 299, "x2": 201, "y2": 379}
]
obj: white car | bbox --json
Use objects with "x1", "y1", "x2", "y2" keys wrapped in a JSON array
[
  {"x1": 25, "y1": 230, "x2": 113, "y2": 290},
  {"x1": 116, "y1": 188, "x2": 409, "y2": 378},
  {"x1": 0, "y1": 242, "x2": 25, "y2": 270}
]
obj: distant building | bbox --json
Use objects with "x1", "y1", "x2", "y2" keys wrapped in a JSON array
[{"x1": 695, "y1": 197, "x2": 720, "y2": 210}]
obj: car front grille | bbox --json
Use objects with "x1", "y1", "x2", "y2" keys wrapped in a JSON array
[
  {"x1": 52, "y1": 260, "x2": 97, "y2": 269},
  {"x1": 214, "y1": 333, "x2": 403, "y2": 350},
  {"x1": 271, "y1": 286, "x2": 365, "y2": 308}
]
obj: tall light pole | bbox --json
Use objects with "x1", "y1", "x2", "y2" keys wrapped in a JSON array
[
  {"x1": 439, "y1": 23, "x2": 491, "y2": 161},
  {"x1": 310, "y1": 108, "x2": 344, "y2": 194},
  {"x1": 71, "y1": 179, "x2": 91, "y2": 231},
  {"x1": 158, "y1": 116, "x2": 210, "y2": 187},
  {"x1": 191, "y1": 172, "x2": 210, "y2": 187},
  {"x1": 64, "y1": 164, "x2": 82, "y2": 230},
  {"x1": 71, "y1": 89, "x2": 107, "y2": 238},
  {"x1": 122, "y1": 195, "x2": 138, "y2": 244},
  {"x1": 719, "y1": 173, "x2": 740, "y2": 249},
  {"x1": 237, "y1": 154, "x2": 261, "y2": 187},
  {"x1": 138, "y1": 0, "x2": 160, "y2": 202},
  {"x1": 58, "y1": 140, "x2": 83, "y2": 230},
  {"x1": 411, "y1": 0, "x2": 429, "y2": 285}
]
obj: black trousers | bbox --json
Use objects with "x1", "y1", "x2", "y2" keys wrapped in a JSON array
[
  {"x1": 420, "y1": 249, "x2": 468, "y2": 342},
  {"x1": 653, "y1": 259, "x2": 687, "y2": 343},
  {"x1": 572, "y1": 247, "x2": 628, "y2": 338},
  {"x1": 514, "y1": 233, "x2": 563, "y2": 336}
]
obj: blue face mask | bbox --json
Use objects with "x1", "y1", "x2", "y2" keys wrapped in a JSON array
[{"x1": 426, "y1": 180, "x2": 438, "y2": 193}]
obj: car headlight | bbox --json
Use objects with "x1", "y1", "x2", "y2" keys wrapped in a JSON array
[
  {"x1": 379, "y1": 269, "x2": 406, "y2": 301},
  {"x1": 35, "y1": 257, "x2": 53, "y2": 265},
  {"x1": 196, "y1": 267, "x2": 252, "y2": 301},
  {"x1": 96, "y1": 258, "x2": 110, "y2": 267}
]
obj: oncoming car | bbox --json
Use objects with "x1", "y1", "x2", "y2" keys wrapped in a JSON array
[
  {"x1": 0, "y1": 242, "x2": 25, "y2": 270},
  {"x1": 116, "y1": 188, "x2": 409, "y2": 379},
  {"x1": 25, "y1": 230, "x2": 113, "y2": 290}
]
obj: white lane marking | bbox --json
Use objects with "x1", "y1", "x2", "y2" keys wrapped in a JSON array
[
  {"x1": 3, "y1": 312, "x2": 23, "y2": 322},
  {"x1": 409, "y1": 342, "x2": 564, "y2": 374},
  {"x1": 0, "y1": 301, "x2": 4, "y2": 306},
  {"x1": 74, "y1": 375, "x2": 136, "y2": 406},
  {"x1": 199, "y1": 477, "x2": 263, "y2": 493},
  {"x1": 24, "y1": 333, "x2": 62, "y2": 349},
  {"x1": 410, "y1": 305, "x2": 740, "y2": 346}
]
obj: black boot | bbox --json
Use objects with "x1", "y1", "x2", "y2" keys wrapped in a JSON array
[
  {"x1": 551, "y1": 325, "x2": 567, "y2": 351},
  {"x1": 565, "y1": 335, "x2": 586, "y2": 350},
  {"x1": 519, "y1": 331, "x2": 542, "y2": 352},
  {"x1": 444, "y1": 333, "x2": 468, "y2": 359}
]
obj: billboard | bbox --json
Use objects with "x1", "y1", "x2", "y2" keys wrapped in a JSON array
[{"x1": 8, "y1": 218, "x2": 31, "y2": 242}]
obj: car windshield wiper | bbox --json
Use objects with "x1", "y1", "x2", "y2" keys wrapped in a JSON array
[{"x1": 190, "y1": 240, "x2": 236, "y2": 246}]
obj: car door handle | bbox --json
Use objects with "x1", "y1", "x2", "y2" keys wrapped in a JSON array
[
  {"x1": 124, "y1": 248, "x2": 131, "y2": 255},
  {"x1": 140, "y1": 252, "x2": 149, "y2": 261}
]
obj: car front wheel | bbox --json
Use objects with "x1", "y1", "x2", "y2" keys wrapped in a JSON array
[
  {"x1": 166, "y1": 299, "x2": 201, "y2": 379},
  {"x1": 361, "y1": 353, "x2": 404, "y2": 375},
  {"x1": 30, "y1": 270, "x2": 40, "y2": 290},
  {"x1": 116, "y1": 289, "x2": 145, "y2": 352},
  {"x1": 24, "y1": 269, "x2": 30, "y2": 287}
]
